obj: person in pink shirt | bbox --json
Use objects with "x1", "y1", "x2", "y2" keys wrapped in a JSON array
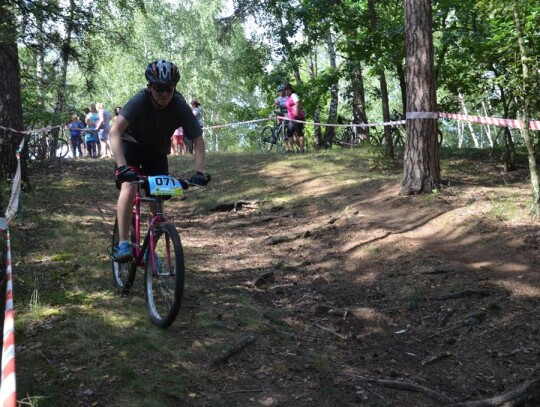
[
  {"x1": 284, "y1": 83, "x2": 305, "y2": 153},
  {"x1": 171, "y1": 127, "x2": 186, "y2": 155}
]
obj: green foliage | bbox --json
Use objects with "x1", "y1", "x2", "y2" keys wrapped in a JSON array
[{"x1": 9, "y1": 0, "x2": 540, "y2": 152}]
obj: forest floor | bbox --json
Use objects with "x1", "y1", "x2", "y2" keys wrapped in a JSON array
[{"x1": 9, "y1": 148, "x2": 540, "y2": 407}]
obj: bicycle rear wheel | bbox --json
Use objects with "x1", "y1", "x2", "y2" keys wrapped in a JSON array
[
  {"x1": 260, "y1": 127, "x2": 276, "y2": 152},
  {"x1": 57, "y1": 138, "x2": 70, "y2": 158},
  {"x1": 145, "y1": 222, "x2": 185, "y2": 328},
  {"x1": 111, "y1": 217, "x2": 136, "y2": 294}
]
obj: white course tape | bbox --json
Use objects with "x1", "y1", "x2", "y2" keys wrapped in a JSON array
[{"x1": 406, "y1": 112, "x2": 438, "y2": 119}]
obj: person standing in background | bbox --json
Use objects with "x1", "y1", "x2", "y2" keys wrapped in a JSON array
[
  {"x1": 273, "y1": 84, "x2": 293, "y2": 152},
  {"x1": 190, "y1": 100, "x2": 203, "y2": 155},
  {"x1": 86, "y1": 103, "x2": 100, "y2": 157},
  {"x1": 171, "y1": 127, "x2": 187, "y2": 156},
  {"x1": 96, "y1": 102, "x2": 113, "y2": 158},
  {"x1": 283, "y1": 83, "x2": 306, "y2": 153},
  {"x1": 67, "y1": 114, "x2": 84, "y2": 159},
  {"x1": 191, "y1": 100, "x2": 203, "y2": 128}
]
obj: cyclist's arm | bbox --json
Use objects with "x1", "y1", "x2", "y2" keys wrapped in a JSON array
[
  {"x1": 110, "y1": 115, "x2": 130, "y2": 167},
  {"x1": 192, "y1": 135, "x2": 206, "y2": 173}
]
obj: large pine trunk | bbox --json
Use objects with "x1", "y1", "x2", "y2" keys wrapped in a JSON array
[
  {"x1": 0, "y1": 11, "x2": 25, "y2": 203},
  {"x1": 401, "y1": 0, "x2": 441, "y2": 195}
]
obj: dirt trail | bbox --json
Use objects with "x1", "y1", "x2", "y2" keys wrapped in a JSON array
[{"x1": 13, "y1": 155, "x2": 540, "y2": 406}]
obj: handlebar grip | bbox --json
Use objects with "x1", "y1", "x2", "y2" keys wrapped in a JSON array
[{"x1": 179, "y1": 179, "x2": 190, "y2": 190}]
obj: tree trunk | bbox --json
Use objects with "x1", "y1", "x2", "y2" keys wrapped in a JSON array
[
  {"x1": 459, "y1": 93, "x2": 480, "y2": 148},
  {"x1": 0, "y1": 7, "x2": 26, "y2": 203},
  {"x1": 55, "y1": 0, "x2": 76, "y2": 113},
  {"x1": 323, "y1": 30, "x2": 338, "y2": 146},
  {"x1": 307, "y1": 51, "x2": 323, "y2": 148},
  {"x1": 380, "y1": 73, "x2": 394, "y2": 158},
  {"x1": 351, "y1": 63, "x2": 369, "y2": 141},
  {"x1": 481, "y1": 100, "x2": 494, "y2": 148},
  {"x1": 494, "y1": 68, "x2": 516, "y2": 171},
  {"x1": 367, "y1": 0, "x2": 393, "y2": 159},
  {"x1": 401, "y1": 0, "x2": 441, "y2": 195},
  {"x1": 512, "y1": 0, "x2": 540, "y2": 217},
  {"x1": 396, "y1": 62, "x2": 407, "y2": 117}
]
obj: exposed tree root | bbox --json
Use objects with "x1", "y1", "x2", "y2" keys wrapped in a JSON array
[
  {"x1": 431, "y1": 289, "x2": 490, "y2": 301},
  {"x1": 345, "y1": 374, "x2": 540, "y2": 406},
  {"x1": 212, "y1": 200, "x2": 258, "y2": 212},
  {"x1": 449, "y1": 377, "x2": 540, "y2": 406},
  {"x1": 211, "y1": 335, "x2": 257, "y2": 366},
  {"x1": 344, "y1": 373, "x2": 455, "y2": 404}
]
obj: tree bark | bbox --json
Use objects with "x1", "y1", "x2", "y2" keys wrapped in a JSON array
[
  {"x1": 512, "y1": 0, "x2": 540, "y2": 217},
  {"x1": 308, "y1": 51, "x2": 323, "y2": 147},
  {"x1": 0, "y1": 5, "x2": 26, "y2": 203},
  {"x1": 401, "y1": 0, "x2": 441, "y2": 195},
  {"x1": 323, "y1": 30, "x2": 338, "y2": 146},
  {"x1": 351, "y1": 63, "x2": 369, "y2": 141},
  {"x1": 367, "y1": 0, "x2": 394, "y2": 159}
]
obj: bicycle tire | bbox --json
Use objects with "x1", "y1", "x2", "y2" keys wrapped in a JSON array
[
  {"x1": 57, "y1": 138, "x2": 70, "y2": 158},
  {"x1": 335, "y1": 127, "x2": 356, "y2": 147},
  {"x1": 27, "y1": 135, "x2": 47, "y2": 160},
  {"x1": 112, "y1": 217, "x2": 136, "y2": 294},
  {"x1": 260, "y1": 126, "x2": 276, "y2": 152},
  {"x1": 144, "y1": 222, "x2": 185, "y2": 328}
]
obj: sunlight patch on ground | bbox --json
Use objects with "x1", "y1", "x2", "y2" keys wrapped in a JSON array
[
  {"x1": 469, "y1": 261, "x2": 530, "y2": 273},
  {"x1": 353, "y1": 271, "x2": 381, "y2": 284},
  {"x1": 496, "y1": 280, "x2": 540, "y2": 298}
]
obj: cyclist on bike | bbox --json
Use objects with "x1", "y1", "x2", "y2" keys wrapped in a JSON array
[
  {"x1": 110, "y1": 59, "x2": 210, "y2": 262},
  {"x1": 273, "y1": 84, "x2": 293, "y2": 152}
]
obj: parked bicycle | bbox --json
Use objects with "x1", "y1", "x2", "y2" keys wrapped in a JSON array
[
  {"x1": 389, "y1": 110, "x2": 406, "y2": 147},
  {"x1": 368, "y1": 111, "x2": 406, "y2": 146},
  {"x1": 26, "y1": 128, "x2": 69, "y2": 161},
  {"x1": 260, "y1": 112, "x2": 288, "y2": 152},
  {"x1": 108, "y1": 174, "x2": 205, "y2": 328},
  {"x1": 334, "y1": 116, "x2": 364, "y2": 148}
]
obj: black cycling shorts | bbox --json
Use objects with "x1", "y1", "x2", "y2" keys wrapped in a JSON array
[{"x1": 115, "y1": 141, "x2": 169, "y2": 191}]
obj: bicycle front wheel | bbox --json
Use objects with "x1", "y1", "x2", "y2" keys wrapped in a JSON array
[
  {"x1": 260, "y1": 127, "x2": 276, "y2": 152},
  {"x1": 112, "y1": 217, "x2": 136, "y2": 294},
  {"x1": 145, "y1": 222, "x2": 185, "y2": 328}
]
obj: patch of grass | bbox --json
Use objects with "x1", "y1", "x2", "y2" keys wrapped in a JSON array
[
  {"x1": 406, "y1": 289, "x2": 427, "y2": 311},
  {"x1": 310, "y1": 350, "x2": 331, "y2": 374},
  {"x1": 488, "y1": 190, "x2": 521, "y2": 221}
]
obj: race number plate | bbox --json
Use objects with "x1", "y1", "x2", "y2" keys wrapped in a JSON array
[{"x1": 147, "y1": 175, "x2": 184, "y2": 196}]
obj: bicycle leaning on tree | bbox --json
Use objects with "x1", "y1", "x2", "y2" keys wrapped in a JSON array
[{"x1": 108, "y1": 173, "x2": 207, "y2": 328}]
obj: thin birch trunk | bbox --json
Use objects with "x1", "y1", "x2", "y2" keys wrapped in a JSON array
[{"x1": 512, "y1": 0, "x2": 540, "y2": 216}]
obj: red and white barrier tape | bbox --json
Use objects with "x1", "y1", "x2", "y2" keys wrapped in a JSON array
[
  {"x1": 0, "y1": 139, "x2": 24, "y2": 406},
  {"x1": 437, "y1": 112, "x2": 530, "y2": 129},
  {"x1": 4, "y1": 139, "x2": 25, "y2": 225},
  {"x1": 0, "y1": 227, "x2": 16, "y2": 407},
  {"x1": 203, "y1": 111, "x2": 540, "y2": 131},
  {"x1": 207, "y1": 118, "x2": 269, "y2": 130},
  {"x1": 0, "y1": 125, "x2": 62, "y2": 136}
]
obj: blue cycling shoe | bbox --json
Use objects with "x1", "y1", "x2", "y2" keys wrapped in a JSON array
[{"x1": 114, "y1": 241, "x2": 133, "y2": 263}]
